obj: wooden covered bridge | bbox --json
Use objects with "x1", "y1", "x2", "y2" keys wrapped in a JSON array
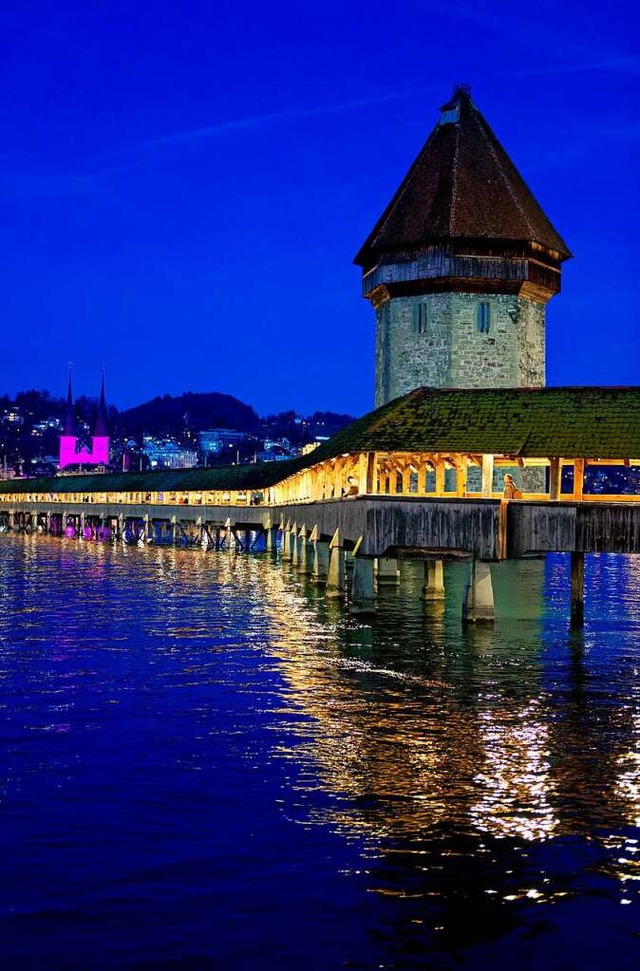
[{"x1": 2, "y1": 386, "x2": 640, "y2": 624}]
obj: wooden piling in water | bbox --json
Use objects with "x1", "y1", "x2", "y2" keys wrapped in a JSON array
[{"x1": 570, "y1": 551, "x2": 585, "y2": 628}]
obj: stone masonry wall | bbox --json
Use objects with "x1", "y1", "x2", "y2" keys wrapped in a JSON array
[
  {"x1": 515, "y1": 297, "x2": 545, "y2": 387},
  {"x1": 375, "y1": 294, "x2": 452, "y2": 407},
  {"x1": 448, "y1": 293, "x2": 545, "y2": 389},
  {"x1": 375, "y1": 291, "x2": 545, "y2": 405}
]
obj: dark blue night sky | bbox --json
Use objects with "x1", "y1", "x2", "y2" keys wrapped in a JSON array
[{"x1": 0, "y1": 0, "x2": 638, "y2": 414}]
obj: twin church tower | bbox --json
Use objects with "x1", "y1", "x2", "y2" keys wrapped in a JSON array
[
  {"x1": 355, "y1": 86, "x2": 571, "y2": 406},
  {"x1": 59, "y1": 373, "x2": 110, "y2": 470}
]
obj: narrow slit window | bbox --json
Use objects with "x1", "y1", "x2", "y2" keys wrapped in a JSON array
[
  {"x1": 413, "y1": 302, "x2": 428, "y2": 334},
  {"x1": 477, "y1": 302, "x2": 491, "y2": 333}
]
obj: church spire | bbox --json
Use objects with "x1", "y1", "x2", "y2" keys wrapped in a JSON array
[
  {"x1": 63, "y1": 368, "x2": 76, "y2": 436},
  {"x1": 93, "y1": 371, "x2": 109, "y2": 437}
]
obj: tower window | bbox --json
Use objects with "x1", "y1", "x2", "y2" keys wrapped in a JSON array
[
  {"x1": 413, "y1": 302, "x2": 429, "y2": 334},
  {"x1": 477, "y1": 302, "x2": 491, "y2": 333},
  {"x1": 439, "y1": 104, "x2": 460, "y2": 126}
]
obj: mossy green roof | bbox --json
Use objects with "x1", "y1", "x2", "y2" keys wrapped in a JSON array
[
  {"x1": 2, "y1": 387, "x2": 640, "y2": 498},
  {"x1": 310, "y1": 387, "x2": 640, "y2": 461},
  {"x1": 0, "y1": 457, "x2": 307, "y2": 496}
]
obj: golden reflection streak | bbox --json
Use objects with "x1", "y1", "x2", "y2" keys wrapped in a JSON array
[
  {"x1": 469, "y1": 701, "x2": 558, "y2": 842},
  {"x1": 253, "y1": 557, "x2": 561, "y2": 848},
  {"x1": 255, "y1": 560, "x2": 473, "y2": 838},
  {"x1": 616, "y1": 710, "x2": 640, "y2": 827}
]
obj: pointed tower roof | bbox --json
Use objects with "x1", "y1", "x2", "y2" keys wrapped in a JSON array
[
  {"x1": 63, "y1": 372, "x2": 77, "y2": 436},
  {"x1": 355, "y1": 86, "x2": 572, "y2": 267},
  {"x1": 93, "y1": 373, "x2": 109, "y2": 437}
]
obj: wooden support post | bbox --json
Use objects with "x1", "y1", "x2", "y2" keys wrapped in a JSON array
[
  {"x1": 573, "y1": 459, "x2": 585, "y2": 501},
  {"x1": 462, "y1": 557, "x2": 495, "y2": 623},
  {"x1": 481, "y1": 454, "x2": 495, "y2": 497},
  {"x1": 570, "y1": 551, "x2": 585, "y2": 628},
  {"x1": 350, "y1": 557, "x2": 375, "y2": 614},
  {"x1": 302, "y1": 536, "x2": 314, "y2": 575},
  {"x1": 298, "y1": 526, "x2": 310, "y2": 573},
  {"x1": 356, "y1": 453, "x2": 368, "y2": 496},
  {"x1": 326, "y1": 529, "x2": 345, "y2": 599},
  {"x1": 225, "y1": 517, "x2": 237, "y2": 552},
  {"x1": 366, "y1": 452, "x2": 376, "y2": 494},
  {"x1": 199, "y1": 519, "x2": 211, "y2": 549},
  {"x1": 376, "y1": 557, "x2": 400, "y2": 585},
  {"x1": 435, "y1": 460, "x2": 445, "y2": 497},
  {"x1": 281, "y1": 521, "x2": 292, "y2": 561},
  {"x1": 312, "y1": 539, "x2": 329, "y2": 585},
  {"x1": 422, "y1": 559, "x2": 445, "y2": 601},
  {"x1": 549, "y1": 457, "x2": 561, "y2": 500},
  {"x1": 456, "y1": 457, "x2": 468, "y2": 497},
  {"x1": 291, "y1": 523, "x2": 300, "y2": 566},
  {"x1": 265, "y1": 524, "x2": 277, "y2": 553}
]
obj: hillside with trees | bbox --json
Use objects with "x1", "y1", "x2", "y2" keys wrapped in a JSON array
[
  {"x1": 119, "y1": 392, "x2": 260, "y2": 438},
  {"x1": 0, "y1": 388, "x2": 355, "y2": 474}
]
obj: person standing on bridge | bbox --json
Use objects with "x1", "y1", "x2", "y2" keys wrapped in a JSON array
[
  {"x1": 343, "y1": 476, "x2": 359, "y2": 497},
  {"x1": 503, "y1": 474, "x2": 523, "y2": 499}
]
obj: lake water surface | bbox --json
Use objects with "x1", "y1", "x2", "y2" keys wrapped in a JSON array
[{"x1": 2, "y1": 534, "x2": 640, "y2": 969}]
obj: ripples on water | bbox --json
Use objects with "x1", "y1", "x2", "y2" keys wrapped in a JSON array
[{"x1": 2, "y1": 534, "x2": 640, "y2": 969}]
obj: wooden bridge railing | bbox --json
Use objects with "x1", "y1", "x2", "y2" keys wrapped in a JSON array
[{"x1": 0, "y1": 452, "x2": 639, "y2": 509}]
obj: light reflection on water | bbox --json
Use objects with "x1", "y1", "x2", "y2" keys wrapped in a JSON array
[{"x1": 2, "y1": 534, "x2": 640, "y2": 968}]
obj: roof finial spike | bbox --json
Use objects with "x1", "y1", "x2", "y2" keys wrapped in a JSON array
[{"x1": 452, "y1": 81, "x2": 471, "y2": 99}]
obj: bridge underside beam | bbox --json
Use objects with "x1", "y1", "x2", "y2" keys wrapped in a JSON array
[{"x1": 4, "y1": 496, "x2": 640, "y2": 560}]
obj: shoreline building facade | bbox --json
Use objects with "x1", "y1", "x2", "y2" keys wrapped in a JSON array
[
  {"x1": 59, "y1": 374, "x2": 110, "y2": 471},
  {"x1": 355, "y1": 86, "x2": 572, "y2": 407}
]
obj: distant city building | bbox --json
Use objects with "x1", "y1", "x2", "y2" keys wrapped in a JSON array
[
  {"x1": 59, "y1": 374, "x2": 110, "y2": 470},
  {"x1": 355, "y1": 86, "x2": 572, "y2": 406},
  {"x1": 263, "y1": 437, "x2": 291, "y2": 453},
  {"x1": 255, "y1": 451, "x2": 291, "y2": 463},
  {"x1": 3, "y1": 410, "x2": 24, "y2": 426},
  {"x1": 300, "y1": 442, "x2": 321, "y2": 456},
  {"x1": 142, "y1": 436, "x2": 198, "y2": 469},
  {"x1": 198, "y1": 429, "x2": 246, "y2": 455}
]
